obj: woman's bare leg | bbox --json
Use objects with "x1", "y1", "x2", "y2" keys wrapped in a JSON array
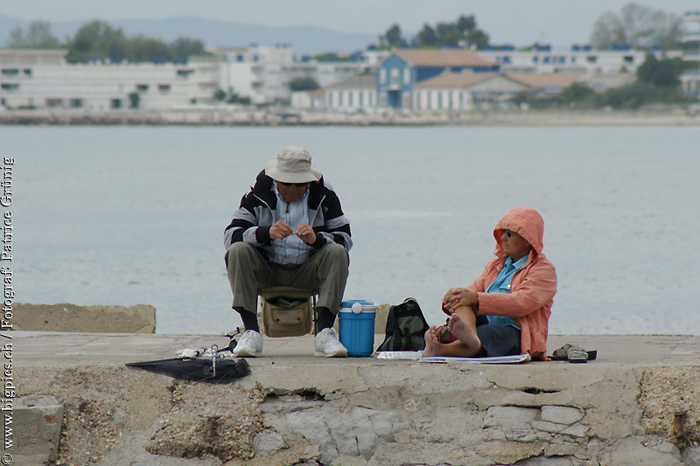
[
  {"x1": 423, "y1": 306, "x2": 482, "y2": 358},
  {"x1": 449, "y1": 306, "x2": 481, "y2": 350}
]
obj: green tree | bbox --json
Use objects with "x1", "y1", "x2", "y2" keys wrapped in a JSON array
[
  {"x1": 288, "y1": 77, "x2": 320, "y2": 92},
  {"x1": 213, "y1": 88, "x2": 227, "y2": 101},
  {"x1": 636, "y1": 54, "x2": 681, "y2": 87},
  {"x1": 128, "y1": 92, "x2": 140, "y2": 109},
  {"x1": 67, "y1": 21, "x2": 127, "y2": 61},
  {"x1": 416, "y1": 24, "x2": 439, "y2": 47},
  {"x1": 126, "y1": 35, "x2": 175, "y2": 62},
  {"x1": 590, "y1": 3, "x2": 682, "y2": 50},
  {"x1": 379, "y1": 24, "x2": 405, "y2": 48},
  {"x1": 595, "y1": 82, "x2": 659, "y2": 109},
  {"x1": 457, "y1": 15, "x2": 476, "y2": 33},
  {"x1": 466, "y1": 29, "x2": 489, "y2": 49},
  {"x1": 170, "y1": 37, "x2": 206, "y2": 61},
  {"x1": 7, "y1": 20, "x2": 60, "y2": 48},
  {"x1": 561, "y1": 82, "x2": 596, "y2": 103}
]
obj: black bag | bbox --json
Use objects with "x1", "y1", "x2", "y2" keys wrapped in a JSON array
[{"x1": 377, "y1": 298, "x2": 430, "y2": 351}]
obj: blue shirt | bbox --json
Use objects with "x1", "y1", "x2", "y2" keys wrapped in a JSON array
[{"x1": 485, "y1": 255, "x2": 528, "y2": 328}]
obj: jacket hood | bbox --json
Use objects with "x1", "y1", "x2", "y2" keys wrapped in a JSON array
[{"x1": 493, "y1": 206, "x2": 545, "y2": 256}]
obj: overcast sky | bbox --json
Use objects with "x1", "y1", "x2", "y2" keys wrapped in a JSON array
[{"x1": 3, "y1": 0, "x2": 699, "y2": 47}]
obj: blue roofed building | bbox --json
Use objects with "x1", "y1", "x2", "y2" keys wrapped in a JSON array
[{"x1": 376, "y1": 49, "x2": 499, "y2": 109}]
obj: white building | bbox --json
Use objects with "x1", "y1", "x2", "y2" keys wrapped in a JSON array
[
  {"x1": 0, "y1": 49, "x2": 218, "y2": 111},
  {"x1": 210, "y1": 45, "x2": 295, "y2": 105},
  {"x1": 209, "y1": 45, "x2": 370, "y2": 106},
  {"x1": 478, "y1": 46, "x2": 648, "y2": 75},
  {"x1": 681, "y1": 11, "x2": 700, "y2": 96}
]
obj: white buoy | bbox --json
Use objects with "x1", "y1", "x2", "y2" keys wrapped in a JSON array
[{"x1": 352, "y1": 302, "x2": 363, "y2": 313}]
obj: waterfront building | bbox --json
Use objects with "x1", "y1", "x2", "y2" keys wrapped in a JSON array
[
  {"x1": 681, "y1": 11, "x2": 700, "y2": 96},
  {"x1": 376, "y1": 49, "x2": 499, "y2": 109},
  {"x1": 478, "y1": 45, "x2": 649, "y2": 75},
  {"x1": 209, "y1": 45, "x2": 294, "y2": 105},
  {"x1": 411, "y1": 72, "x2": 591, "y2": 112},
  {"x1": 412, "y1": 73, "x2": 521, "y2": 111},
  {"x1": 0, "y1": 49, "x2": 218, "y2": 111}
]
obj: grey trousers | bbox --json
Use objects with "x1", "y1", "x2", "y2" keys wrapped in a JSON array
[{"x1": 226, "y1": 242, "x2": 349, "y2": 316}]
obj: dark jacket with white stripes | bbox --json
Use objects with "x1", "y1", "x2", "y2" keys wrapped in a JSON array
[{"x1": 224, "y1": 170, "x2": 352, "y2": 261}]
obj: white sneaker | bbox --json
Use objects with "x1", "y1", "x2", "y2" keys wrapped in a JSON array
[
  {"x1": 314, "y1": 328, "x2": 348, "y2": 357},
  {"x1": 233, "y1": 330, "x2": 263, "y2": 357}
]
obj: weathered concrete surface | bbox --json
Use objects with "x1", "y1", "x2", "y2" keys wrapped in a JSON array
[
  {"x1": 12, "y1": 332, "x2": 700, "y2": 465},
  {"x1": 10, "y1": 395, "x2": 64, "y2": 465},
  {"x1": 12, "y1": 303, "x2": 156, "y2": 333}
]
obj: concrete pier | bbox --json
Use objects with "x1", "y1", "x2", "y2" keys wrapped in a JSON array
[{"x1": 12, "y1": 331, "x2": 700, "y2": 465}]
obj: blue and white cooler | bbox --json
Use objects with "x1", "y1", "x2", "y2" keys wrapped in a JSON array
[{"x1": 339, "y1": 300, "x2": 379, "y2": 357}]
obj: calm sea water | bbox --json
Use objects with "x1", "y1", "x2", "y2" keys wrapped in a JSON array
[{"x1": 3, "y1": 124, "x2": 699, "y2": 335}]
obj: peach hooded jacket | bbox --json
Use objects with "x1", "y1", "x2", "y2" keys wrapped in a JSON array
[{"x1": 467, "y1": 206, "x2": 557, "y2": 360}]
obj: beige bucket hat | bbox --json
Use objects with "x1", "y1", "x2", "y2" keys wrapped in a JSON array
[{"x1": 265, "y1": 146, "x2": 322, "y2": 183}]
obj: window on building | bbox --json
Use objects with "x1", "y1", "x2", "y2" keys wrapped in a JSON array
[
  {"x1": 503, "y1": 56, "x2": 511, "y2": 64},
  {"x1": 237, "y1": 54, "x2": 244, "y2": 62},
  {"x1": 0, "y1": 83, "x2": 19, "y2": 91},
  {"x1": 136, "y1": 84, "x2": 149, "y2": 92},
  {"x1": 390, "y1": 68, "x2": 399, "y2": 87},
  {"x1": 379, "y1": 68, "x2": 387, "y2": 84},
  {"x1": 359, "y1": 92, "x2": 364, "y2": 106},
  {"x1": 403, "y1": 68, "x2": 411, "y2": 85},
  {"x1": 158, "y1": 84, "x2": 171, "y2": 93},
  {"x1": 532, "y1": 56, "x2": 539, "y2": 63},
  {"x1": 111, "y1": 99, "x2": 122, "y2": 109},
  {"x1": 69, "y1": 99, "x2": 83, "y2": 108},
  {"x1": 543, "y1": 56, "x2": 551, "y2": 64},
  {"x1": 586, "y1": 56, "x2": 597, "y2": 64},
  {"x1": 177, "y1": 69, "x2": 194, "y2": 78},
  {"x1": 46, "y1": 98, "x2": 64, "y2": 108},
  {"x1": 571, "y1": 57, "x2": 577, "y2": 64},
  {"x1": 348, "y1": 91, "x2": 353, "y2": 106},
  {"x1": 623, "y1": 55, "x2": 634, "y2": 63},
  {"x1": 23, "y1": 69, "x2": 32, "y2": 77},
  {"x1": 338, "y1": 91, "x2": 344, "y2": 106},
  {"x1": 1, "y1": 69, "x2": 19, "y2": 77}
]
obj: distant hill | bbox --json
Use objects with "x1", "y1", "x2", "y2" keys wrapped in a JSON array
[{"x1": 0, "y1": 15, "x2": 378, "y2": 57}]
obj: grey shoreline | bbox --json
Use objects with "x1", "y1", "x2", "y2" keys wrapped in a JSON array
[
  {"x1": 1, "y1": 108, "x2": 699, "y2": 127},
  {"x1": 11, "y1": 303, "x2": 700, "y2": 466}
]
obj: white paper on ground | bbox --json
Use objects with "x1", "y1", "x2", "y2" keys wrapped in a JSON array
[
  {"x1": 419, "y1": 354, "x2": 531, "y2": 364},
  {"x1": 375, "y1": 351, "x2": 423, "y2": 360}
]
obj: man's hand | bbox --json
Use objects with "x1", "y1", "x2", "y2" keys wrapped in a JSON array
[
  {"x1": 270, "y1": 220, "x2": 294, "y2": 240},
  {"x1": 295, "y1": 223, "x2": 316, "y2": 244}
]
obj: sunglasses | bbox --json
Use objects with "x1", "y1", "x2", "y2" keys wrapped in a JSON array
[
  {"x1": 279, "y1": 182, "x2": 308, "y2": 188},
  {"x1": 503, "y1": 230, "x2": 515, "y2": 238}
]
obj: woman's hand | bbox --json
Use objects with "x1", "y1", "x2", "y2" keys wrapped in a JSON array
[{"x1": 442, "y1": 287, "x2": 478, "y2": 314}]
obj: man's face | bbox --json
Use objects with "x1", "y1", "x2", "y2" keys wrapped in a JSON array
[{"x1": 277, "y1": 181, "x2": 309, "y2": 203}]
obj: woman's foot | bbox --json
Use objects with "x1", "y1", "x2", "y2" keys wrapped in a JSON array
[
  {"x1": 423, "y1": 326, "x2": 440, "y2": 357},
  {"x1": 449, "y1": 313, "x2": 481, "y2": 350}
]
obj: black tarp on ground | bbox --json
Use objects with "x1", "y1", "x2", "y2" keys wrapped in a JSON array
[{"x1": 126, "y1": 357, "x2": 250, "y2": 383}]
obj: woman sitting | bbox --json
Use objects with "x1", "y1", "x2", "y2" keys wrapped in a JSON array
[{"x1": 424, "y1": 206, "x2": 557, "y2": 360}]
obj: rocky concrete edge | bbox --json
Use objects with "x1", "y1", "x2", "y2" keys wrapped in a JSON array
[
  {"x1": 12, "y1": 303, "x2": 156, "y2": 334},
  {"x1": 15, "y1": 358, "x2": 700, "y2": 466}
]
